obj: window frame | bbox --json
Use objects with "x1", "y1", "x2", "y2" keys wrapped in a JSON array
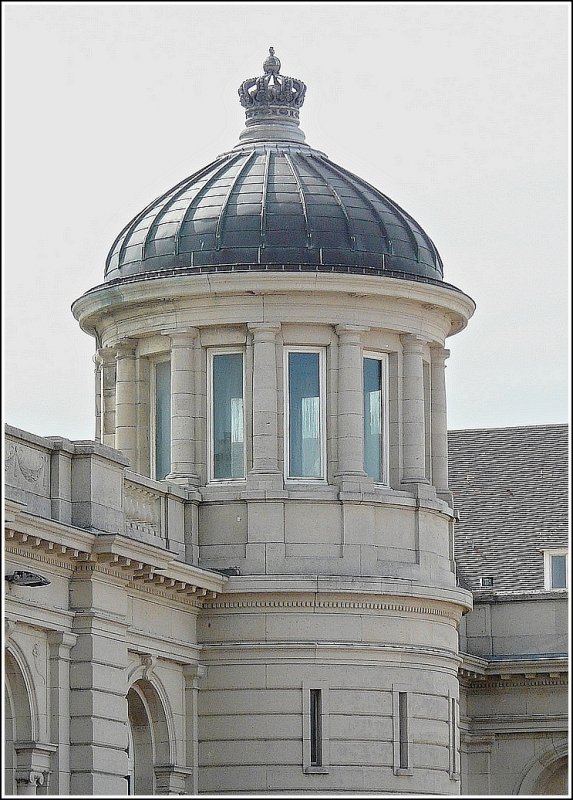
[
  {"x1": 543, "y1": 548, "x2": 568, "y2": 591},
  {"x1": 207, "y1": 347, "x2": 246, "y2": 484},
  {"x1": 362, "y1": 350, "x2": 390, "y2": 486},
  {"x1": 149, "y1": 355, "x2": 171, "y2": 481},
  {"x1": 283, "y1": 346, "x2": 327, "y2": 484}
]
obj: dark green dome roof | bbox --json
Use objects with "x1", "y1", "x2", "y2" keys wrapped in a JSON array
[{"x1": 104, "y1": 51, "x2": 444, "y2": 287}]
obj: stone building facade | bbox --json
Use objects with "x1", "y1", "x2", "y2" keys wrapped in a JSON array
[{"x1": 4, "y1": 50, "x2": 568, "y2": 796}]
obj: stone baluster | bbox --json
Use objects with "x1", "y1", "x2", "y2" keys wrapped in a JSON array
[
  {"x1": 335, "y1": 325, "x2": 369, "y2": 487},
  {"x1": 115, "y1": 340, "x2": 138, "y2": 467},
  {"x1": 400, "y1": 334, "x2": 428, "y2": 485},
  {"x1": 166, "y1": 329, "x2": 199, "y2": 485}
]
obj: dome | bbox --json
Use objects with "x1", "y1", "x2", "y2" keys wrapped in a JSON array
[{"x1": 104, "y1": 51, "x2": 444, "y2": 286}]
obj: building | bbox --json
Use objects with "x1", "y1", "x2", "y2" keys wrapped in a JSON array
[{"x1": 4, "y1": 50, "x2": 568, "y2": 796}]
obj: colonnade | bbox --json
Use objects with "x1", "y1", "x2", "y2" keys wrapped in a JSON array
[{"x1": 94, "y1": 325, "x2": 450, "y2": 495}]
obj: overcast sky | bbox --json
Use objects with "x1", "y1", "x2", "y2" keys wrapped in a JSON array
[{"x1": 3, "y1": 2, "x2": 570, "y2": 441}]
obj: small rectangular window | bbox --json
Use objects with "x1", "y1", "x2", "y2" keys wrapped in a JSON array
[
  {"x1": 210, "y1": 351, "x2": 245, "y2": 480},
  {"x1": 154, "y1": 360, "x2": 171, "y2": 480},
  {"x1": 363, "y1": 354, "x2": 388, "y2": 483},
  {"x1": 448, "y1": 694, "x2": 460, "y2": 780},
  {"x1": 310, "y1": 689, "x2": 322, "y2": 767},
  {"x1": 551, "y1": 555, "x2": 567, "y2": 589},
  {"x1": 543, "y1": 549, "x2": 568, "y2": 590},
  {"x1": 285, "y1": 349, "x2": 325, "y2": 480},
  {"x1": 480, "y1": 576, "x2": 494, "y2": 588}
]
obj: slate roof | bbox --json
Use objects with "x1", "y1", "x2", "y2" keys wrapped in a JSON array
[{"x1": 448, "y1": 424, "x2": 569, "y2": 593}]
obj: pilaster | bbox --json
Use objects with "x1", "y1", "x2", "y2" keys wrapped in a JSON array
[
  {"x1": 47, "y1": 631, "x2": 77, "y2": 794},
  {"x1": 183, "y1": 664, "x2": 207, "y2": 795}
]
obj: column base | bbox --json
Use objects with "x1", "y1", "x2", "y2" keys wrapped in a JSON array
[
  {"x1": 246, "y1": 469, "x2": 284, "y2": 492},
  {"x1": 400, "y1": 479, "x2": 436, "y2": 500},
  {"x1": 165, "y1": 472, "x2": 200, "y2": 487}
]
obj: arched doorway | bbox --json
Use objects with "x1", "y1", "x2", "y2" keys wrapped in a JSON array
[
  {"x1": 516, "y1": 743, "x2": 569, "y2": 796},
  {"x1": 126, "y1": 679, "x2": 172, "y2": 795}
]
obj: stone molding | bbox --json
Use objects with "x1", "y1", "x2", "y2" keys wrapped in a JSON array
[
  {"x1": 202, "y1": 597, "x2": 456, "y2": 618},
  {"x1": 5, "y1": 510, "x2": 224, "y2": 604}
]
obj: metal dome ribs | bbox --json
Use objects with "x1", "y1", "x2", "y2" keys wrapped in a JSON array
[{"x1": 104, "y1": 143, "x2": 444, "y2": 284}]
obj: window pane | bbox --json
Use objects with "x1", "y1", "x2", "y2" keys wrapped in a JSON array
[
  {"x1": 213, "y1": 353, "x2": 244, "y2": 479},
  {"x1": 155, "y1": 361, "x2": 171, "y2": 480},
  {"x1": 288, "y1": 352, "x2": 322, "y2": 478},
  {"x1": 363, "y1": 357, "x2": 383, "y2": 481},
  {"x1": 551, "y1": 555, "x2": 567, "y2": 589}
]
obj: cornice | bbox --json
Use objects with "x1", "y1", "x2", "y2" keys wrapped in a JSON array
[
  {"x1": 5, "y1": 516, "x2": 225, "y2": 601},
  {"x1": 72, "y1": 272, "x2": 475, "y2": 340},
  {"x1": 202, "y1": 597, "x2": 458, "y2": 619},
  {"x1": 459, "y1": 651, "x2": 568, "y2": 688}
]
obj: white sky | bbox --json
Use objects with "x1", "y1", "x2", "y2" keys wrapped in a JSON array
[{"x1": 3, "y1": 2, "x2": 570, "y2": 440}]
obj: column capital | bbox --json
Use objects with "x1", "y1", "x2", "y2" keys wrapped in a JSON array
[
  {"x1": 115, "y1": 339, "x2": 137, "y2": 358},
  {"x1": 335, "y1": 323, "x2": 370, "y2": 338},
  {"x1": 430, "y1": 343, "x2": 451, "y2": 361},
  {"x1": 164, "y1": 328, "x2": 200, "y2": 346},
  {"x1": 47, "y1": 630, "x2": 77, "y2": 650},
  {"x1": 183, "y1": 663, "x2": 207, "y2": 688},
  {"x1": 400, "y1": 333, "x2": 426, "y2": 353},
  {"x1": 248, "y1": 322, "x2": 281, "y2": 340},
  {"x1": 96, "y1": 346, "x2": 118, "y2": 365}
]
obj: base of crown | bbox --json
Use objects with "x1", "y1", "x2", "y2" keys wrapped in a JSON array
[{"x1": 238, "y1": 114, "x2": 306, "y2": 144}]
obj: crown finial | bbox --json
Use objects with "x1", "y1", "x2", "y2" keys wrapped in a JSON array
[
  {"x1": 237, "y1": 50, "x2": 307, "y2": 144},
  {"x1": 263, "y1": 46, "x2": 281, "y2": 75}
]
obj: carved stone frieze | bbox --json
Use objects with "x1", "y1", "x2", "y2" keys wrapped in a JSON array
[{"x1": 5, "y1": 441, "x2": 49, "y2": 491}]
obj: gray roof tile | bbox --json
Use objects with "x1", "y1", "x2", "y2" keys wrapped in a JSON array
[{"x1": 448, "y1": 424, "x2": 568, "y2": 592}]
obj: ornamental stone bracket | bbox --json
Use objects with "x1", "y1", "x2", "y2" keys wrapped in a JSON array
[
  {"x1": 154, "y1": 764, "x2": 195, "y2": 795},
  {"x1": 14, "y1": 741, "x2": 58, "y2": 795}
]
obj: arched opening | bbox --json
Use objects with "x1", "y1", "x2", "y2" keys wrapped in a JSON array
[
  {"x1": 126, "y1": 679, "x2": 172, "y2": 795},
  {"x1": 533, "y1": 757, "x2": 568, "y2": 796},
  {"x1": 4, "y1": 648, "x2": 35, "y2": 795},
  {"x1": 5, "y1": 684, "x2": 15, "y2": 795}
]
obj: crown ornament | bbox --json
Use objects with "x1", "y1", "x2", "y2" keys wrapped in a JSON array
[{"x1": 238, "y1": 47, "x2": 307, "y2": 118}]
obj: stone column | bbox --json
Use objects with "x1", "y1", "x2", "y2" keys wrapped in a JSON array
[
  {"x1": 94, "y1": 354, "x2": 102, "y2": 443},
  {"x1": 430, "y1": 345, "x2": 450, "y2": 494},
  {"x1": 335, "y1": 325, "x2": 369, "y2": 487},
  {"x1": 115, "y1": 341, "x2": 138, "y2": 468},
  {"x1": 166, "y1": 330, "x2": 199, "y2": 485},
  {"x1": 183, "y1": 664, "x2": 207, "y2": 795},
  {"x1": 247, "y1": 323, "x2": 282, "y2": 488},
  {"x1": 99, "y1": 347, "x2": 117, "y2": 449},
  {"x1": 47, "y1": 631, "x2": 77, "y2": 795},
  {"x1": 400, "y1": 334, "x2": 428, "y2": 485}
]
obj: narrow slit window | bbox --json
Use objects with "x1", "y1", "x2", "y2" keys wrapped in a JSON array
[
  {"x1": 310, "y1": 689, "x2": 322, "y2": 766},
  {"x1": 398, "y1": 691, "x2": 409, "y2": 770},
  {"x1": 286, "y1": 350, "x2": 324, "y2": 480},
  {"x1": 211, "y1": 352, "x2": 245, "y2": 480},
  {"x1": 154, "y1": 360, "x2": 171, "y2": 480},
  {"x1": 363, "y1": 355, "x2": 388, "y2": 482},
  {"x1": 451, "y1": 698, "x2": 458, "y2": 775}
]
